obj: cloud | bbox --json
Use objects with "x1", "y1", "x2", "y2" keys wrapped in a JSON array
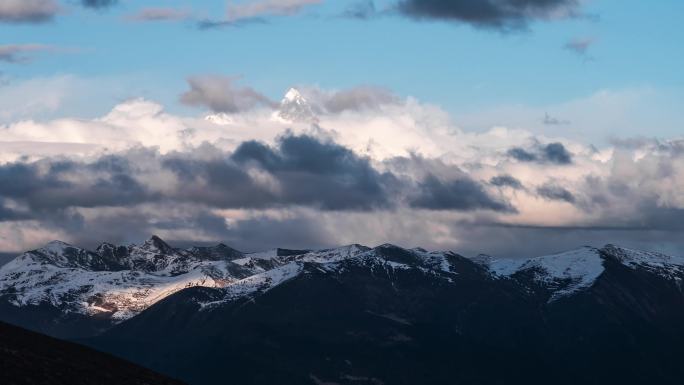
[
  {"x1": 490, "y1": 175, "x2": 524, "y2": 190},
  {"x1": 0, "y1": 156, "x2": 155, "y2": 213},
  {"x1": 507, "y1": 147, "x2": 537, "y2": 162},
  {"x1": 0, "y1": 0, "x2": 58, "y2": 23},
  {"x1": 507, "y1": 142, "x2": 573, "y2": 165},
  {"x1": 126, "y1": 7, "x2": 192, "y2": 22},
  {"x1": 342, "y1": 1, "x2": 378, "y2": 19},
  {"x1": 3, "y1": 86, "x2": 684, "y2": 258},
  {"x1": 564, "y1": 37, "x2": 596, "y2": 56},
  {"x1": 226, "y1": 0, "x2": 322, "y2": 22},
  {"x1": 0, "y1": 44, "x2": 53, "y2": 63},
  {"x1": 410, "y1": 174, "x2": 514, "y2": 212},
  {"x1": 199, "y1": 0, "x2": 322, "y2": 28},
  {"x1": 0, "y1": 131, "x2": 521, "y2": 254},
  {"x1": 81, "y1": 0, "x2": 117, "y2": 9},
  {"x1": 180, "y1": 76, "x2": 277, "y2": 113},
  {"x1": 543, "y1": 112, "x2": 570, "y2": 125},
  {"x1": 543, "y1": 142, "x2": 573, "y2": 164},
  {"x1": 396, "y1": 0, "x2": 582, "y2": 29},
  {"x1": 322, "y1": 86, "x2": 399, "y2": 114},
  {"x1": 172, "y1": 134, "x2": 398, "y2": 211},
  {"x1": 0, "y1": 134, "x2": 397, "y2": 213},
  {"x1": 0, "y1": 200, "x2": 32, "y2": 222},
  {"x1": 537, "y1": 183, "x2": 576, "y2": 203}
]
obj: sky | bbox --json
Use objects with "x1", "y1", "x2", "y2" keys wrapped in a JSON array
[{"x1": 0, "y1": 0, "x2": 683, "y2": 259}]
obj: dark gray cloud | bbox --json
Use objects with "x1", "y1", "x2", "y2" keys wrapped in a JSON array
[
  {"x1": 508, "y1": 142, "x2": 573, "y2": 165},
  {"x1": 0, "y1": 156, "x2": 155, "y2": 214},
  {"x1": 0, "y1": 0, "x2": 58, "y2": 23},
  {"x1": 543, "y1": 142, "x2": 573, "y2": 164},
  {"x1": 490, "y1": 175, "x2": 523, "y2": 190},
  {"x1": 0, "y1": 134, "x2": 517, "y2": 221},
  {"x1": 227, "y1": 134, "x2": 398, "y2": 210},
  {"x1": 397, "y1": 0, "x2": 581, "y2": 30},
  {"x1": 411, "y1": 174, "x2": 515, "y2": 212},
  {"x1": 507, "y1": 147, "x2": 537, "y2": 162},
  {"x1": 537, "y1": 183, "x2": 575, "y2": 203},
  {"x1": 180, "y1": 75, "x2": 276, "y2": 113},
  {"x1": 0, "y1": 200, "x2": 32, "y2": 222},
  {"x1": 81, "y1": 0, "x2": 117, "y2": 9}
]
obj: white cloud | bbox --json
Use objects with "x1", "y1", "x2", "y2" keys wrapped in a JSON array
[{"x1": 226, "y1": 0, "x2": 322, "y2": 22}]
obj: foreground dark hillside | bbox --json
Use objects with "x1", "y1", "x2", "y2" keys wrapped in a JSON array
[{"x1": 0, "y1": 321, "x2": 183, "y2": 385}]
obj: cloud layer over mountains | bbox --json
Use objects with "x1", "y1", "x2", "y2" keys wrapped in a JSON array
[{"x1": 1, "y1": 83, "x2": 683, "y2": 258}]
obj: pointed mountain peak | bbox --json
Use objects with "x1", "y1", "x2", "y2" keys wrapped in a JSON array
[
  {"x1": 283, "y1": 87, "x2": 305, "y2": 103},
  {"x1": 278, "y1": 87, "x2": 318, "y2": 123},
  {"x1": 141, "y1": 235, "x2": 173, "y2": 254}
]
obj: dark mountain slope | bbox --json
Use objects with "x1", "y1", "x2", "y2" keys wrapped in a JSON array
[
  {"x1": 89, "y1": 256, "x2": 547, "y2": 385},
  {"x1": 87, "y1": 246, "x2": 684, "y2": 385},
  {"x1": 0, "y1": 320, "x2": 184, "y2": 385}
]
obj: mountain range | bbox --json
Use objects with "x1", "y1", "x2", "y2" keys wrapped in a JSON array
[{"x1": 2, "y1": 237, "x2": 684, "y2": 384}]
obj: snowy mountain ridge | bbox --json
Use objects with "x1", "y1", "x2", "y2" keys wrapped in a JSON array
[{"x1": 2, "y1": 237, "x2": 684, "y2": 323}]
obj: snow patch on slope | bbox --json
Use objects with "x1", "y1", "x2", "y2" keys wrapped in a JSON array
[
  {"x1": 201, "y1": 262, "x2": 303, "y2": 309},
  {"x1": 488, "y1": 247, "x2": 605, "y2": 299},
  {"x1": 604, "y1": 245, "x2": 684, "y2": 280}
]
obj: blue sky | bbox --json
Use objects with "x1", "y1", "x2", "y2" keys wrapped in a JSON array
[{"x1": 2, "y1": 0, "x2": 682, "y2": 139}]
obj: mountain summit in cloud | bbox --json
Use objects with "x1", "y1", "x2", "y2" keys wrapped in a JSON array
[{"x1": 277, "y1": 87, "x2": 319, "y2": 123}]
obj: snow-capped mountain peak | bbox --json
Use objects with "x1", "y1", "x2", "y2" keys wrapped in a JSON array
[
  {"x1": 283, "y1": 87, "x2": 305, "y2": 104},
  {"x1": 277, "y1": 87, "x2": 318, "y2": 123}
]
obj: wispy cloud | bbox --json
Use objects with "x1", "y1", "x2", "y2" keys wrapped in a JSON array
[
  {"x1": 342, "y1": 0, "x2": 378, "y2": 20},
  {"x1": 125, "y1": 7, "x2": 192, "y2": 22},
  {"x1": 199, "y1": 0, "x2": 322, "y2": 29},
  {"x1": 0, "y1": 44, "x2": 54, "y2": 64},
  {"x1": 564, "y1": 36, "x2": 596, "y2": 60},
  {"x1": 226, "y1": 0, "x2": 322, "y2": 21},
  {"x1": 543, "y1": 112, "x2": 571, "y2": 126},
  {"x1": 0, "y1": 0, "x2": 59, "y2": 23},
  {"x1": 80, "y1": 0, "x2": 118, "y2": 9}
]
